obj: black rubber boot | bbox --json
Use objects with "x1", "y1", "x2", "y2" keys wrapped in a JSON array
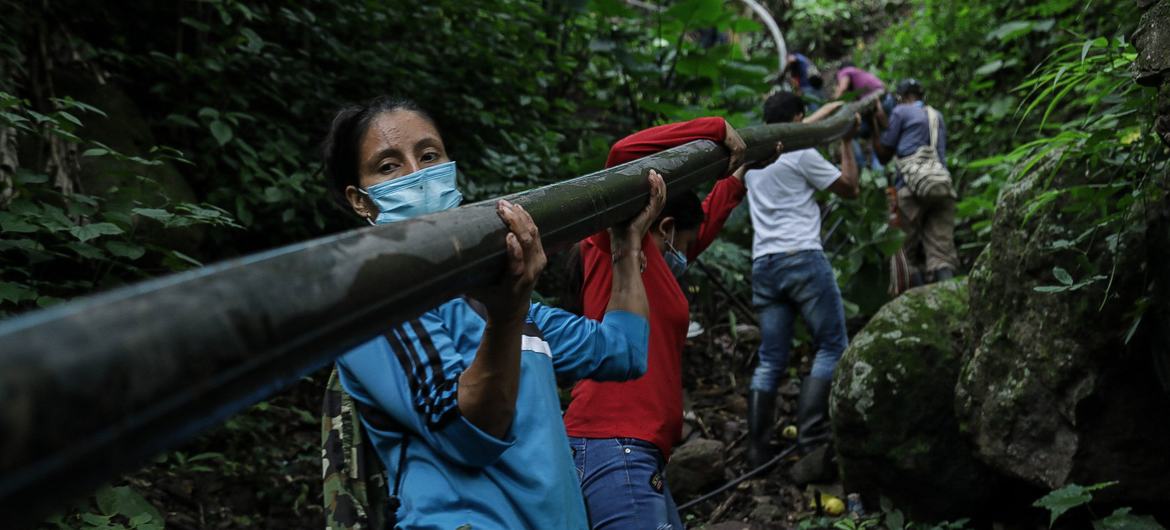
[
  {"x1": 791, "y1": 376, "x2": 836, "y2": 485},
  {"x1": 796, "y1": 376, "x2": 832, "y2": 451},
  {"x1": 933, "y1": 267, "x2": 955, "y2": 282},
  {"x1": 747, "y1": 390, "x2": 777, "y2": 468}
]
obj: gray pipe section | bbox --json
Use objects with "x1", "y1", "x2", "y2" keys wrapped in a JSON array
[{"x1": 0, "y1": 93, "x2": 877, "y2": 525}]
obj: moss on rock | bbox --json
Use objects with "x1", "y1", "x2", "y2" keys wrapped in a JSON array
[
  {"x1": 955, "y1": 154, "x2": 1170, "y2": 503},
  {"x1": 831, "y1": 279, "x2": 1000, "y2": 521}
]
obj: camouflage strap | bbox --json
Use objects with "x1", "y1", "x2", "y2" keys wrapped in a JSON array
[{"x1": 323, "y1": 367, "x2": 391, "y2": 530}]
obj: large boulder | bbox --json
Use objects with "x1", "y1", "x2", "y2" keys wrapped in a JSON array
[
  {"x1": 955, "y1": 160, "x2": 1170, "y2": 503},
  {"x1": 830, "y1": 279, "x2": 1002, "y2": 521},
  {"x1": 1133, "y1": 0, "x2": 1170, "y2": 146}
]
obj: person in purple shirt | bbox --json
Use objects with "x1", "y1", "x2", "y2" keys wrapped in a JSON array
[
  {"x1": 832, "y1": 61, "x2": 885, "y2": 99},
  {"x1": 832, "y1": 61, "x2": 890, "y2": 169},
  {"x1": 873, "y1": 78, "x2": 959, "y2": 284}
]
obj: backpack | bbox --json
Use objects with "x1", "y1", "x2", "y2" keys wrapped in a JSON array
[
  {"x1": 894, "y1": 106, "x2": 956, "y2": 204},
  {"x1": 322, "y1": 367, "x2": 393, "y2": 530}
]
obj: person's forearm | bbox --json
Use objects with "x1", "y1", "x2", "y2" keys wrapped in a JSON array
[
  {"x1": 605, "y1": 238, "x2": 649, "y2": 320},
  {"x1": 804, "y1": 101, "x2": 843, "y2": 123},
  {"x1": 876, "y1": 109, "x2": 889, "y2": 130},
  {"x1": 839, "y1": 140, "x2": 859, "y2": 195},
  {"x1": 873, "y1": 136, "x2": 893, "y2": 165},
  {"x1": 459, "y1": 312, "x2": 524, "y2": 438}
]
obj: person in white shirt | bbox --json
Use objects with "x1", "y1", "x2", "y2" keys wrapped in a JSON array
[{"x1": 743, "y1": 92, "x2": 859, "y2": 483}]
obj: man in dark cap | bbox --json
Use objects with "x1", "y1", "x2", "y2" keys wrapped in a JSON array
[{"x1": 873, "y1": 79, "x2": 959, "y2": 286}]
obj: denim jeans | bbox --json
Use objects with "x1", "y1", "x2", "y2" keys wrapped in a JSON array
[
  {"x1": 569, "y1": 437, "x2": 685, "y2": 530},
  {"x1": 750, "y1": 249, "x2": 848, "y2": 392}
]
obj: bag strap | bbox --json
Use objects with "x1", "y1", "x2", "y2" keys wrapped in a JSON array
[
  {"x1": 353, "y1": 399, "x2": 408, "y2": 529},
  {"x1": 925, "y1": 106, "x2": 940, "y2": 149}
]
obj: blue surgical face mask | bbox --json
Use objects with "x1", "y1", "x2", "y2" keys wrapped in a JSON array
[
  {"x1": 664, "y1": 227, "x2": 688, "y2": 279},
  {"x1": 359, "y1": 161, "x2": 463, "y2": 225}
]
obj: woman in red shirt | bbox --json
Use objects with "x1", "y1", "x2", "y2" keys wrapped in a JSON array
[{"x1": 564, "y1": 117, "x2": 757, "y2": 529}]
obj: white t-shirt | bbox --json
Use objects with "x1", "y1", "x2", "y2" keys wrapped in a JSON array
[{"x1": 744, "y1": 148, "x2": 841, "y2": 259}]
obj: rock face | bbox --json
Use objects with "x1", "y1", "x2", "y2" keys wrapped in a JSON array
[
  {"x1": 1133, "y1": 0, "x2": 1170, "y2": 146},
  {"x1": 955, "y1": 162, "x2": 1170, "y2": 503},
  {"x1": 831, "y1": 279, "x2": 1001, "y2": 521},
  {"x1": 665, "y1": 438, "x2": 725, "y2": 500}
]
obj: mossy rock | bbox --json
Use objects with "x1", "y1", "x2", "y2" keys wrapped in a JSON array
[
  {"x1": 955, "y1": 157, "x2": 1170, "y2": 504},
  {"x1": 830, "y1": 278, "x2": 1000, "y2": 521}
]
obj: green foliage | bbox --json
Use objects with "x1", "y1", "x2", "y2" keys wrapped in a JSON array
[
  {"x1": 864, "y1": 0, "x2": 1145, "y2": 253},
  {"x1": 0, "y1": 92, "x2": 239, "y2": 316},
  {"x1": 1093, "y1": 508, "x2": 1166, "y2": 530},
  {"x1": 1029, "y1": 482, "x2": 1166, "y2": 529},
  {"x1": 976, "y1": 35, "x2": 1166, "y2": 323},
  {"x1": 1033, "y1": 481, "x2": 1118, "y2": 527},
  {"x1": 782, "y1": 0, "x2": 908, "y2": 58},
  {"x1": 44, "y1": 486, "x2": 164, "y2": 530}
]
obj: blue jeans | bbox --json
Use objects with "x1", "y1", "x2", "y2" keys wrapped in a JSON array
[
  {"x1": 750, "y1": 250, "x2": 848, "y2": 391},
  {"x1": 569, "y1": 437, "x2": 685, "y2": 530}
]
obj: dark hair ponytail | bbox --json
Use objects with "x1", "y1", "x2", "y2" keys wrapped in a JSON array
[{"x1": 321, "y1": 96, "x2": 438, "y2": 209}]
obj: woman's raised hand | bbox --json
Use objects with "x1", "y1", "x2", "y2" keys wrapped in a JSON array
[
  {"x1": 723, "y1": 120, "x2": 747, "y2": 175},
  {"x1": 476, "y1": 199, "x2": 547, "y2": 322},
  {"x1": 611, "y1": 169, "x2": 666, "y2": 250}
]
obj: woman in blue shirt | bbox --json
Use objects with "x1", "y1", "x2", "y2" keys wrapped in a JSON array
[{"x1": 321, "y1": 95, "x2": 665, "y2": 529}]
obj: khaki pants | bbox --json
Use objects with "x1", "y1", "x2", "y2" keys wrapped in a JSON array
[{"x1": 896, "y1": 187, "x2": 959, "y2": 273}]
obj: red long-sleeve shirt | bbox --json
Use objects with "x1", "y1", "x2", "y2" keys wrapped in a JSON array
[{"x1": 563, "y1": 117, "x2": 746, "y2": 459}]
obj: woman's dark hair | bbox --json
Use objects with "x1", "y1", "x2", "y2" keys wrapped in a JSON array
[
  {"x1": 561, "y1": 190, "x2": 704, "y2": 315},
  {"x1": 321, "y1": 96, "x2": 439, "y2": 208},
  {"x1": 661, "y1": 190, "x2": 704, "y2": 232},
  {"x1": 764, "y1": 92, "x2": 806, "y2": 124}
]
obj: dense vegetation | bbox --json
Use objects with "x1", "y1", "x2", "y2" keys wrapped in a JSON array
[{"x1": 1, "y1": 0, "x2": 1165, "y2": 527}]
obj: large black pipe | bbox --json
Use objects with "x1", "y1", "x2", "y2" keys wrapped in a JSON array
[{"x1": 0, "y1": 93, "x2": 877, "y2": 524}]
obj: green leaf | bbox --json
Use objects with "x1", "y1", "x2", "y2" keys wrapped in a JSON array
[
  {"x1": 79, "y1": 512, "x2": 111, "y2": 527},
  {"x1": 166, "y1": 113, "x2": 200, "y2": 128},
  {"x1": 987, "y1": 20, "x2": 1033, "y2": 41},
  {"x1": 36, "y1": 296, "x2": 64, "y2": 308},
  {"x1": 172, "y1": 250, "x2": 204, "y2": 267},
  {"x1": 15, "y1": 170, "x2": 49, "y2": 184},
  {"x1": 67, "y1": 242, "x2": 106, "y2": 260},
  {"x1": 0, "y1": 282, "x2": 38, "y2": 304},
  {"x1": 885, "y1": 508, "x2": 905, "y2": 530},
  {"x1": 95, "y1": 486, "x2": 163, "y2": 522},
  {"x1": 132, "y1": 208, "x2": 175, "y2": 222},
  {"x1": 1093, "y1": 507, "x2": 1165, "y2": 530},
  {"x1": 1034, "y1": 482, "x2": 1117, "y2": 527},
  {"x1": 82, "y1": 148, "x2": 109, "y2": 157},
  {"x1": 70, "y1": 222, "x2": 124, "y2": 242},
  {"x1": 0, "y1": 238, "x2": 44, "y2": 252},
  {"x1": 1053, "y1": 267, "x2": 1073, "y2": 286},
  {"x1": 974, "y1": 59, "x2": 1005, "y2": 77},
  {"x1": 106, "y1": 241, "x2": 146, "y2": 260},
  {"x1": 0, "y1": 213, "x2": 39, "y2": 233},
  {"x1": 209, "y1": 120, "x2": 233, "y2": 146}
]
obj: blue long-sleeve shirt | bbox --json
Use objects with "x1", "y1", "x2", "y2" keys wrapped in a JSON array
[
  {"x1": 881, "y1": 100, "x2": 947, "y2": 166},
  {"x1": 336, "y1": 298, "x2": 649, "y2": 529}
]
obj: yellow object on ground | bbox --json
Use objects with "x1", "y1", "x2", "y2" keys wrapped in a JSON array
[
  {"x1": 808, "y1": 493, "x2": 846, "y2": 516},
  {"x1": 782, "y1": 425, "x2": 798, "y2": 439}
]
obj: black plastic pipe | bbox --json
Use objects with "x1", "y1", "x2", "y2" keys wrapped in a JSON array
[{"x1": 0, "y1": 93, "x2": 878, "y2": 525}]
